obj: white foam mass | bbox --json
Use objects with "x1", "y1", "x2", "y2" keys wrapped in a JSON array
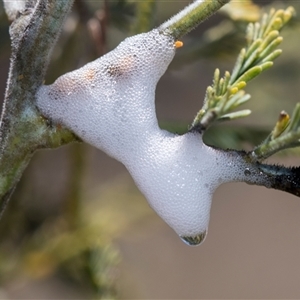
[{"x1": 36, "y1": 29, "x2": 257, "y2": 241}]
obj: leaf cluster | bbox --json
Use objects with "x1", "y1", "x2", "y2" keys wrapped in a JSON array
[{"x1": 191, "y1": 7, "x2": 295, "y2": 133}]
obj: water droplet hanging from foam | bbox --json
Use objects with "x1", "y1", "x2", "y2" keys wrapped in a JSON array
[{"x1": 180, "y1": 231, "x2": 207, "y2": 246}]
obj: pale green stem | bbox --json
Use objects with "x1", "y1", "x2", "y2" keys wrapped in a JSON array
[
  {"x1": 251, "y1": 132, "x2": 300, "y2": 162},
  {"x1": 252, "y1": 103, "x2": 300, "y2": 161},
  {"x1": 159, "y1": 0, "x2": 230, "y2": 39}
]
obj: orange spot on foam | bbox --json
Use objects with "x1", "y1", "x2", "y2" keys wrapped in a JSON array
[{"x1": 174, "y1": 41, "x2": 183, "y2": 48}]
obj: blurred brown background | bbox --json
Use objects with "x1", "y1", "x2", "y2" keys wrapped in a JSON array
[{"x1": 0, "y1": 1, "x2": 300, "y2": 299}]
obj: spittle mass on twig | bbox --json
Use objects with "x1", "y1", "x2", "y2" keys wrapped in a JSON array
[{"x1": 36, "y1": 19, "x2": 300, "y2": 245}]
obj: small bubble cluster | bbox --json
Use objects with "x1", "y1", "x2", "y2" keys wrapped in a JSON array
[{"x1": 36, "y1": 29, "x2": 266, "y2": 244}]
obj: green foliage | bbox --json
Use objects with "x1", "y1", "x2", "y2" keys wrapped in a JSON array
[
  {"x1": 191, "y1": 7, "x2": 295, "y2": 133},
  {"x1": 253, "y1": 103, "x2": 300, "y2": 160},
  {"x1": 188, "y1": 5, "x2": 300, "y2": 161},
  {"x1": 0, "y1": 1, "x2": 299, "y2": 299}
]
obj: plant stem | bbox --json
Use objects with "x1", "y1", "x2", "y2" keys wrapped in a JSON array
[
  {"x1": 0, "y1": 0, "x2": 76, "y2": 213},
  {"x1": 252, "y1": 103, "x2": 300, "y2": 161},
  {"x1": 256, "y1": 163, "x2": 300, "y2": 197},
  {"x1": 226, "y1": 149, "x2": 300, "y2": 198},
  {"x1": 159, "y1": 0, "x2": 230, "y2": 39},
  {"x1": 251, "y1": 131, "x2": 300, "y2": 161}
]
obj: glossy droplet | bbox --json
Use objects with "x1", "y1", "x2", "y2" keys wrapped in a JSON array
[
  {"x1": 244, "y1": 168, "x2": 251, "y2": 176},
  {"x1": 180, "y1": 230, "x2": 207, "y2": 246}
]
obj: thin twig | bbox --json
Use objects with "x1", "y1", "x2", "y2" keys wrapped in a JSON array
[{"x1": 159, "y1": 0, "x2": 230, "y2": 39}]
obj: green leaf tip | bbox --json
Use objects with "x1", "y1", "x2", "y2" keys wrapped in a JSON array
[
  {"x1": 271, "y1": 111, "x2": 290, "y2": 140},
  {"x1": 253, "y1": 103, "x2": 300, "y2": 161}
]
